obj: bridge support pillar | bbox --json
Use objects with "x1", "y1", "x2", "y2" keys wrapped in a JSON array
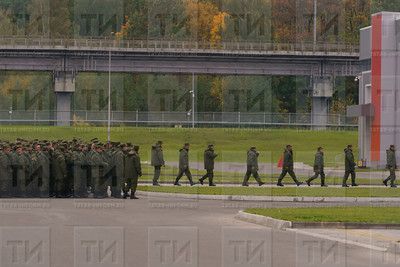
[
  {"x1": 311, "y1": 77, "x2": 333, "y2": 130},
  {"x1": 54, "y1": 72, "x2": 75, "y2": 126}
]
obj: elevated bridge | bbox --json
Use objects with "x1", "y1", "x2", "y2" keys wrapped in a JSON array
[{"x1": 0, "y1": 37, "x2": 360, "y2": 76}]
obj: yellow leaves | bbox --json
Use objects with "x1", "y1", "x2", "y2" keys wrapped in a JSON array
[
  {"x1": 210, "y1": 77, "x2": 226, "y2": 108},
  {"x1": 184, "y1": 0, "x2": 228, "y2": 43},
  {"x1": 0, "y1": 75, "x2": 34, "y2": 95},
  {"x1": 115, "y1": 16, "x2": 131, "y2": 40},
  {"x1": 211, "y1": 12, "x2": 229, "y2": 47}
]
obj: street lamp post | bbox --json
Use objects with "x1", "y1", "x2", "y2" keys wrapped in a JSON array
[
  {"x1": 191, "y1": 73, "x2": 195, "y2": 128},
  {"x1": 107, "y1": 33, "x2": 114, "y2": 144},
  {"x1": 313, "y1": 0, "x2": 317, "y2": 49}
]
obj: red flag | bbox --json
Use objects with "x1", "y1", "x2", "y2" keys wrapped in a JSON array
[{"x1": 277, "y1": 155, "x2": 283, "y2": 168}]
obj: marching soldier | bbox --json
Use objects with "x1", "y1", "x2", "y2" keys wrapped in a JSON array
[
  {"x1": 242, "y1": 146, "x2": 264, "y2": 187},
  {"x1": 306, "y1": 147, "x2": 327, "y2": 187},
  {"x1": 124, "y1": 145, "x2": 142, "y2": 199},
  {"x1": 151, "y1": 141, "x2": 165, "y2": 186},
  {"x1": 277, "y1": 145, "x2": 303, "y2": 187},
  {"x1": 199, "y1": 144, "x2": 218, "y2": 186},
  {"x1": 174, "y1": 143, "x2": 196, "y2": 186},
  {"x1": 343, "y1": 144, "x2": 358, "y2": 187},
  {"x1": 384, "y1": 145, "x2": 397, "y2": 188}
]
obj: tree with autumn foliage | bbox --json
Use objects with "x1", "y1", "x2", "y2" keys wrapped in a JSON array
[
  {"x1": 183, "y1": 0, "x2": 229, "y2": 44},
  {"x1": 341, "y1": 0, "x2": 370, "y2": 44}
]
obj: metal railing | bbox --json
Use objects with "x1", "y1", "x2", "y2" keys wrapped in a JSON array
[
  {"x1": 0, "y1": 110, "x2": 358, "y2": 128},
  {"x1": 0, "y1": 36, "x2": 359, "y2": 56}
]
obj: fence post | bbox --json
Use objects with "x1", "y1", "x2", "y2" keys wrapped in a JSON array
[
  {"x1": 136, "y1": 110, "x2": 139, "y2": 127},
  {"x1": 34, "y1": 109, "x2": 37, "y2": 126},
  {"x1": 238, "y1": 112, "x2": 241, "y2": 128},
  {"x1": 264, "y1": 112, "x2": 266, "y2": 126}
]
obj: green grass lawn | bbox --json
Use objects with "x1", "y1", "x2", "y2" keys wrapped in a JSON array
[
  {"x1": 137, "y1": 185, "x2": 400, "y2": 198},
  {"x1": 0, "y1": 126, "x2": 357, "y2": 166},
  {"x1": 245, "y1": 207, "x2": 400, "y2": 224}
]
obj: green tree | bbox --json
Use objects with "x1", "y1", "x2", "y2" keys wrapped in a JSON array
[{"x1": 49, "y1": 0, "x2": 72, "y2": 38}]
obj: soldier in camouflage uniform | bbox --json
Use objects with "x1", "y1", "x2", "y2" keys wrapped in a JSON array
[
  {"x1": 52, "y1": 145, "x2": 67, "y2": 197},
  {"x1": 0, "y1": 144, "x2": 13, "y2": 197},
  {"x1": 64, "y1": 142, "x2": 75, "y2": 197},
  {"x1": 89, "y1": 143, "x2": 108, "y2": 198},
  {"x1": 174, "y1": 143, "x2": 196, "y2": 186},
  {"x1": 384, "y1": 145, "x2": 397, "y2": 188},
  {"x1": 200, "y1": 144, "x2": 218, "y2": 186},
  {"x1": 72, "y1": 144, "x2": 88, "y2": 197},
  {"x1": 112, "y1": 143, "x2": 125, "y2": 198},
  {"x1": 242, "y1": 146, "x2": 264, "y2": 186},
  {"x1": 151, "y1": 141, "x2": 165, "y2": 186},
  {"x1": 30, "y1": 143, "x2": 50, "y2": 197},
  {"x1": 9, "y1": 144, "x2": 19, "y2": 197},
  {"x1": 306, "y1": 147, "x2": 327, "y2": 187},
  {"x1": 124, "y1": 146, "x2": 142, "y2": 199},
  {"x1": 277, "y1": 145, "x2": 303, "y2": 187},
  {"x1": 343, "y1": 144, "x2": 358, "y2": 187},
  {"x1": 13, "y1": 145, "x2": 31, "y2": 197},
  {"x1": 43, "y1": 141, "x2": 55, "y2": 197},
  {"x1": 101, "y1": 142, "x2": 114, "y2": 197}
]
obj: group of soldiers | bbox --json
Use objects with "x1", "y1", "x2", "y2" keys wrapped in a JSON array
[
  {"x1": 0, "y1": 138, "x2": 142, "y2": 199},
  {"x1": 0, "y1": 139, "x2": 396, "y2": 199},
  {"x1": 167, "y1": 143, "x2": 397, "y2": 188}
]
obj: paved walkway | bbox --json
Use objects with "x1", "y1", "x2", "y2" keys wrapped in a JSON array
[
  {"x1": 0, "y1": 196, "x2": 395, "y2": 267},
  {"x1": 165, "y1": 161, "x2": 394, "y2": 179},
  {"x1": 139, "y1": 182, "x2": 388, "y2": 188}
]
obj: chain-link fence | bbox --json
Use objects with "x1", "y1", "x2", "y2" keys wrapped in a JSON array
[{"x1": 1, "y1": 110, "x2": 357, "y2": 128}]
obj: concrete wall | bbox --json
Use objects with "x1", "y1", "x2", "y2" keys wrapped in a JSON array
[{"x1": 54, "y1": 72, "x2": 75, "y2": 126}]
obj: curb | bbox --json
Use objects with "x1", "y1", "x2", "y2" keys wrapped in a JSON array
[
  {"x1": 285, "y1": 229, "x2": 387, "y2": 252},
  {"x1": 137, "y1": 190, "x2": 400, "y2": 203},
  {"x1": 292, "y1": 222, "x2": 400, "y2": 229},
  {"x1": 235, "y1": 211, "x2": 392, "y2": 253},
  {"x1": 234, "y1": 210, "x2": 291, "y2": 230},
  {"x1": 235, "y1": 211, "x2": 400, "y2": 230}
]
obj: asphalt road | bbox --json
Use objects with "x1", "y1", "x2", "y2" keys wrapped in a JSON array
[{"x1": 0, "y1": 196, "x2": 397, "y2": 267}]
